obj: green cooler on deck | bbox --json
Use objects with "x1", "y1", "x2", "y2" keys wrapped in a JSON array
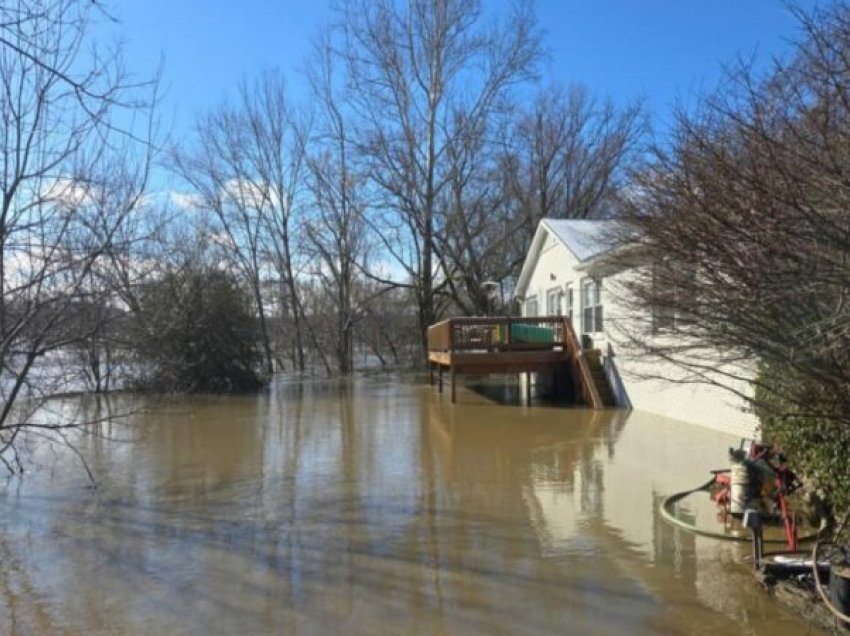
[{"x1": 492, "y1": 323, "x2": 554, "y2": 347}]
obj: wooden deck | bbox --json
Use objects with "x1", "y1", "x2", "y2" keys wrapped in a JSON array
[{"x1": 426, "y1": 316, "x2": 607, "y2": 408}]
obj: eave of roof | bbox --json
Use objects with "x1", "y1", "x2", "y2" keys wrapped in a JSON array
[{"x1": 513, "y1": 219, "x2": 623, "y2": 299}]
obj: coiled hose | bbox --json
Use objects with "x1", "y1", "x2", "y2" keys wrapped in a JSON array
[
  {"x1": 659, "y1": 476, "x2": 821, "y2": 544},
  {"x1": 812, "y1": 513, "x2": 850, "y2": 625},
  {"x1": 662, "y1": 478, "x2": 849, "y2": 624},
  {"x1": 812, "y1": 541, "x2": 850, "y2": 625}
]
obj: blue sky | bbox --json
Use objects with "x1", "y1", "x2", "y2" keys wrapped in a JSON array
[{"x1": 100, "y1": 0, "x2": 819, "y2": 142}]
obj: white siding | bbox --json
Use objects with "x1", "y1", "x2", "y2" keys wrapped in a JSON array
[
  {"x1": 518, "y1": 225, "x2": 759, "y2": 438},
  {"x1": 602, "y1": 268, "x2": 757, "y2": 438},
  {"x1": 523, "y1": 234, "x2": 579, "y2": 326}
]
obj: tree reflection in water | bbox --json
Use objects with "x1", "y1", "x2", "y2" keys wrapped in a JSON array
[{"x1": 0, "y1": 376, "x2": 817, "y2": 635}]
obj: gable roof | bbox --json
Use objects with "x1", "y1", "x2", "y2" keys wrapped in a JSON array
[
  {"x1": 544, "y1": 219, "x2": 621, "y2": 262},
  {"x1": 514, "y1": 219, "x2": 623, "y2": 299}
]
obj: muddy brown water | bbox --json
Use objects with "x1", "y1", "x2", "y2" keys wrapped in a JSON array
[{"x1": 0, "y1": 375, "x2": 823, "y2": 635}]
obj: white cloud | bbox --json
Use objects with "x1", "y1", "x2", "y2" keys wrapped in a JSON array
[
  {"x1": 221, "y1": 178, "x2": 282, "y2": 210},
  {"x1": 40, "y1": 177, "x2": 95, "y2": 208},
  {"x1": 167, "y1": 191, "x2": 204, "y2": 210}
]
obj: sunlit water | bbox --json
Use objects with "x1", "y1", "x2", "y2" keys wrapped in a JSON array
[{"x1": 0, "y1": 375, "x2": 821, "y2": 635}]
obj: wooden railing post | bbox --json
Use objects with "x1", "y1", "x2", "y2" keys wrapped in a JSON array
[
  {"x1": 505, "y1": 317, "x2": 512, "y2": 350},
  {"x1": 448, "y1": 319, "x2": 455, "y2": 353},
  {"x1": 557, "y1": 314, "x2": 602, "y2": 409},
  {"x1": 562, "y1": 317, "x2": 570, "y2": 351},
  {"x1": 576, "y1": 352, "x2": 603, "y2": 409}
]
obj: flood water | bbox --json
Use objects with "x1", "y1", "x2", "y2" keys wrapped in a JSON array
[{"x1": 0, "y1": 375, "x2": 822, "y2": 635}]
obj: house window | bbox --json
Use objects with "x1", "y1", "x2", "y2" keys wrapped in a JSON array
[
  {"x1": 525, "y1": 296, "x2": 538, "y2": 317},
  {"x1": 581, "y1": 278, "x2": 603, "y2": 334},
  {"x1": 565, "y1": 285, "x2": 574, "y2": 325},
  {"x1": 546, "y1": 288, "x2": 561, "y2": 316}
]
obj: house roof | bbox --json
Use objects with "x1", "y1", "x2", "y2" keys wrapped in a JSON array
[
  {"x1": 513, "y1": 219, "x2": 623, "y2": 299},
  {"x1": 543, "y1": 219, "x2": 621, "y2": 262}
]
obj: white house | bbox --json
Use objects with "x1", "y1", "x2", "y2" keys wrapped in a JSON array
[{"x1": 513, "y1": 218, "x2": 758, "y2": 438}]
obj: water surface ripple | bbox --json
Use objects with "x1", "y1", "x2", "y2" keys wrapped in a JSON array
[{"x1": 0, "y1": 375, "x2": 820, "y2": 635}]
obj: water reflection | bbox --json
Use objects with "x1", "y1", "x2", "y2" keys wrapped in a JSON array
[{"x1": 0, "y1": 376, "x2": 820, "y2": 635}]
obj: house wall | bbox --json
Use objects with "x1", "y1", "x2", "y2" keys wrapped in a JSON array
[
  {"x1": 519, "y1": 227, "x2": 759, "y2": 439},
  {"x1": 603, "y1": 269, "x2": 758, "y2": 439},
  {"x1": 521, "y1": 233, "x2": 580, "y2": 319}
]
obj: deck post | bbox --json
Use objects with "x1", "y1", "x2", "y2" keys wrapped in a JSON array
[
  {"x1": 450, "y1": 367, "x2": 456, "y2": 403},
  {"x1": 525, "y1": 371, "x2": 531, "y2": 404},
  {"x1": 438, "y1": 365, "x2": 443, "y2": 393}
]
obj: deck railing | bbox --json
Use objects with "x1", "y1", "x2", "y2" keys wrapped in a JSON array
[
  {"x1": 427, "y1": 316, "x2": 571, "y2": 353},
  {"x1": 427, "y1": 315, "x2": 604, "y2": 409}
]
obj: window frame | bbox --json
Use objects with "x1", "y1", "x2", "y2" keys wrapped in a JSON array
[
  {"x1": 546, "y1": 287, "x2": 562, "y2": 316},
  {"x1": 580, "y1": 277, "x2": 604, "y2": 335},
  {"x1": 564, "y1": 284, "x2": 573, "y2": 325}
]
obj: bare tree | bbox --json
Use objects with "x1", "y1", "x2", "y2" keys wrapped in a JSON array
[
  {"x1": 417, "y1": 84, "x2": 646, "y2": 317},
  {"x1": 614, "y1": 2, "x2": 850, "y2": 512},
  {"x1": 77, "y1": 141, "x2": 169, "y2": 394},
  {"x1": 356, "y1": 282, "x2": 416, "y2": 368},
  {"x1": 429, "y1": 106, "x2": 518, "y2": 316},
  {"x1": 497, "y1": 85, "x2": 645, "y2": 268},
  {"x1": 336, "y1": 0, "x2": 541, "y2": 358},
  {"x1": 173, "y1": 71, "x2": 309, "y2": 373},
  {"x1": 0, "y1": 0, "x2": 158, "y2": 472},
  {"x1": 302, "y1": 34, "x2": 370, "y2": 374}
]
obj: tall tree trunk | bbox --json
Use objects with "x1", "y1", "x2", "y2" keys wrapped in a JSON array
[{"x1": 254, "y1": 279, "x2": 275, "y2": 374}]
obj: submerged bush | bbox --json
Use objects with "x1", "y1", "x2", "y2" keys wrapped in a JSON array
[
  {"x1": 755, "y1": 363, "x2": 850, "y2": 519},
  {"x1": 132, "y1": 267, "x2": 264, "y2": 393}
]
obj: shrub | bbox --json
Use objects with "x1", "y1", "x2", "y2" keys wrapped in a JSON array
[
  {"x1": 132, "y1": 267, "x2": 265, "y2": 393},
  {"x1": 755, "y1": 363, "x2": 850, "y2": 519}
]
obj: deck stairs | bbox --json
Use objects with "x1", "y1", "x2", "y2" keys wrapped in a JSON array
[{"x1": 582, "y1": 350, "x2": 617, "y2": 407}]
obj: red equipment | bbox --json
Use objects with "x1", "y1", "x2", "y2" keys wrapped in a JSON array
[{"x1": 710, "y1": 441, "x2": 802, "y2": 550}]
